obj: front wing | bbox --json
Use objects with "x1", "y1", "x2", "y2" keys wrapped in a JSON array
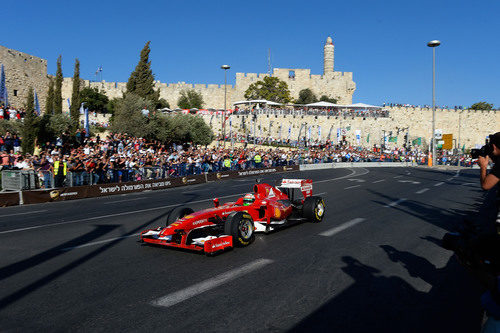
[{"x1": 140, "y1": 229, "x2": 233, "y2": 254}]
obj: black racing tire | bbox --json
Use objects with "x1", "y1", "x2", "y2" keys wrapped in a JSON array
[
  {"x1": 224, "y1": 212, "x2": 255, "y2": 247},
  {"x1": 166, "y1": 206, "x2": 194, "y2": 226},
  {"x1": 302, "y1": 196, "x2": 325, "y2": 222}
]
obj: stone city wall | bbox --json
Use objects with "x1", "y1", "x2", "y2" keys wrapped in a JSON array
[
  {"x1": 0, "y1": 45, "x2": 49, "y2": 112},
  {"x1": 200, "y1": 106, "x2": 500, "y2": 149}
]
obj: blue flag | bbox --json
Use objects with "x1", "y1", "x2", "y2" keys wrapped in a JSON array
[
  {"x1": 79, "y1": 102, "x2": 85, "y2": 115},
  {"x1": 84, "y1": 108, "x2": 90, "y2": 137},
  {"x1": 34, "y1": 89, "x2": 41, "y2": 115},
  {"x1": 0, "y1": 64, "x2": 7, "y2": 106},
  {"x1": 67, "y1": 98, "x2": 71, "y2": 111}
]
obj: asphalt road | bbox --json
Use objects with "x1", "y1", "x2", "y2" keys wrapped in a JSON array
[{"x1": 0, "y1": 167, "x2": 493, "y2": 332}]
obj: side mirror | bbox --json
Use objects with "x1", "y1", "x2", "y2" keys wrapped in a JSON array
[{"x1": 213, "y1": 198, "x2": 220, "y2": 207}]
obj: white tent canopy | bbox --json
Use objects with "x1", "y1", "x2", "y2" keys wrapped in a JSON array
[
  {"x1": 305, "y1": 101, "x2": 340, "y2": 107},
  {"x1": 233, "y1": 99, "x2": 283, "y2": 106},
  {"x1": 341, "y1": 103, "x2": 381, "y2": 109}
]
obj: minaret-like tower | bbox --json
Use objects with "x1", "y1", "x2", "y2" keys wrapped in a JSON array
[{"x1": 323, "y1": 36, "x2": 334, "y2": 75}]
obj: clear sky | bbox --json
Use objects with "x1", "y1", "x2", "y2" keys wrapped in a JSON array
[{"x1": 2, "y1": 0, "x2": 499, "y2": 108}]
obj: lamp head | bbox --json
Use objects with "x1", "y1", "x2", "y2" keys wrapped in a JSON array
[
  {"x1": 221, "y1": 65, "x2": 230, "y2": 70},
  {"x1": 427, "y1": 40, "x2": 441, "y2": 47}
]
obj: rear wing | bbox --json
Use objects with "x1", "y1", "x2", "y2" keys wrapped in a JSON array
[{"x1": 279, "y1": 179, "x2": 313, "y2": 199}]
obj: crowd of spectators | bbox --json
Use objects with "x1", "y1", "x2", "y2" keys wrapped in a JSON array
[
  {"x1": 0, "y1": 104, "x2": 26, "y2": 120},
  {"x1": 0, "y1": 129, "x2": 476, "y2": 190},
  {"x1": 232, "y1": 108, "x2": 390, "y2": 118}
]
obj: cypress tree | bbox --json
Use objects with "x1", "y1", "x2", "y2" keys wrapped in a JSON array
[
  {"x1": 22, "y1": 88, "x2": 37, "y2": 154},
  {"x1": 54, "y1": 55, "x2": 63, "y2": 114},
  {"x1": 45, "y1": 78, "x2": 54, "y2": 114},
  {"x1": 70, "y1": 59, "x2": 81, "y2": 131},
  {"x1": 126, "y1": 41, "x2": 159, "y2": 103}
]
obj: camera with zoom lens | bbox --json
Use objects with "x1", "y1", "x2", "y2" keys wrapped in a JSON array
[{"x1": 471, "y1": 143, "x2": 494, "y2": 159}]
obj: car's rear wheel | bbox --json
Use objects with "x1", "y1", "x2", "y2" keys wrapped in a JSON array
[
  {"x1": 302, "y1": 196, "x2": 325, "y2": 222},
  {"x1": 224, "y1": 212, "x2": 255, "y2": 247},
  {"x1": 166, "y1": 206, "x2": 194, "y2": 226}
]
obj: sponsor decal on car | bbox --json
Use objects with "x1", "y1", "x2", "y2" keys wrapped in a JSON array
[{"x1": 192, "y1": 219, "x2": 208, "y2": 226}]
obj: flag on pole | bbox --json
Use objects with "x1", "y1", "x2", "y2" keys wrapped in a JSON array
[
  {"x1": 67, "y1": 98, "x2": 71, "y2": 111},
  {"x1": 34, "y1": 89, "x2": 41, "y2": 115},
  {"x1": 0, "y1": 65, "x2": 8, "y2": 106},
  {"x1": 307, "y1": 126, "x2": 311, "y2": 141},
  {"x1": 318, "y1": 126, "x2": 321, "y2": 142},
  {"x1": 366, "y1": 134, "x2": 370, "y2": 143},
  {"x1": 79, "y1": 102, "x2": 85, "y2": 115},
  {"x1": 288, "y1": 125, "x2": 291, "y2": 139},
  {"x1": 84, "y1": 108, "x2": 90, "y2": 137}
]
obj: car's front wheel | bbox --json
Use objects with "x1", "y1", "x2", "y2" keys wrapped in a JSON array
[
  {"x1": 224, "y1": 212, "x2": 255, "y2": 247},
  {"x1": 302, "y1": 196, "x2": 325, "y2": 222}
]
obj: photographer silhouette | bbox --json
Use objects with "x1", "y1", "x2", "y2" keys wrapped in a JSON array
[{"x1": 478, "y1": 132, "x2": 500, "y2": 191}]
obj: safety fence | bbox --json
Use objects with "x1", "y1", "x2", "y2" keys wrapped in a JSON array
[{"x1": 0, "y1": 161, "x2": 475, "y2": 207}]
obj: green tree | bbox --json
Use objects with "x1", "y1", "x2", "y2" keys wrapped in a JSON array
[
  {"x1": 319, "y1": 95, "x2": 338, "y2": 104},
  {"x1": 45, "y1": 78, "x2": 55, "y2": 114},
  {"x1": 156, "y1": 98, "x2": 170, "y2": 110},
  {"x1": 111, "y1": 93, "x2": 155, "y2": 138},
  {"x1": 159, "y1": 114, "x2": 213, "y2": 145},
  {"x1": 48, "y1": 113, "x2": 73, "y2": 137},
  {"x1": 80, "y1": 87, "x2": 109, "y2": 113},
  {"x1": 69, "y1": 59, "x2": 81, "y2": 131},
  {"x1": 295, "y1": 88, "x2": 318, "y2": 104},
  {"x1": 54, "y1": 55, "x2": 63, "y2": 114},
  {"x1": 126, "y1": 41, "x2": 160, "y2": 103},
  {"x1": 244, "y1": 76, "x2": 292, "y2": 104},
  {"x1": 177, "y1": 89, "x2": 204, "y2": 109},
  {"x1": 21, "y1": 88, "x2": 38, "y2": 154},
  {"x1": 470, "y1": 102, "x2": 493, "y2": 110}
]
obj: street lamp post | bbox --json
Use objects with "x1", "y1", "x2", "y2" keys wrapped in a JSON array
[
  {"x1": 427, "y1": 40, "x2": 440, "y2": 166},
  {"x1": 221, "y1": 65, "x2": 230, "y2": 148}
]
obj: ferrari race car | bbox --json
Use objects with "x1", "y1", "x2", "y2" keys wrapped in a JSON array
[{"x1": 140, "y1": 179, "x2": 325, "y2": 255}]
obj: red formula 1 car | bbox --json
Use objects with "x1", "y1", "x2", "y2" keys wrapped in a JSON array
[{"x1": 140, "y1": 179, "x2": 325, "y2": 255}]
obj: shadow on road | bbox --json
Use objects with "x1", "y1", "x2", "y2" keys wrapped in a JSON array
[
  {"x1": 290, "y1": 254, "x2": 483, "y2": 332},
  {"x1": 0, "y1": 210, "x2": 171, "y2": 310},
  {"x1": 0, "y1": 224, "x2": 119, "y2": 282}
]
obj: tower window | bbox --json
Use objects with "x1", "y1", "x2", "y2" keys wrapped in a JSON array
[
  {"x1": 288, "y1": 70, "x2": 295, "y2": 79},
  {"x1": 13, "y1": 90, "x2": 18, "y2": 96}
]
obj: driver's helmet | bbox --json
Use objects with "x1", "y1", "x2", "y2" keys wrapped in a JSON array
[{"x1": 243, "y1": 193, "x2": 255, "y2": 206}]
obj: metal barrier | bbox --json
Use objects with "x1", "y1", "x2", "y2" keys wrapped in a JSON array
[{"x1": 1, "y1": 170, "x2": 38, "y2": 191}]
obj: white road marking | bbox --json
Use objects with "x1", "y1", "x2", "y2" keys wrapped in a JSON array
[
  {"x1": 385, "y1": 198, "x2": 407, "y2": 208},
  {"x1": 453, "y1": 170, "x2": 460, "y2": 177},
  {"x1": 446, "y1": 178, "x2": 454, "y2": 181},
  {"x1": 315, "y1": 192, "x2": 327, "y2": 196},
  {"x1": 393, "y1": 175, "x2": 403, "y2": 178},
  {"x1": 344, "y1": 185, "x2": 361, "y2": 190},
  {"x1": 151, "y1": 259, "x2": 274, "y2": 308},
  {"x1": 319, "y1": 218, "x2": 366, "y2": 237},
  {"x1": 61, "y1": 233, "x2": 141, "y2": 251},
  {"x1": 0, "y1": 192, "x2": 246, "y2": 235},
  {"x1": 103, "y1": 197, "x2": 147, "y2": 204},
  {"x1": 372, "y1": 179, "x2": 386, "y2": 183},
  {"x1": 434, "y1": 182, "x2": 444, "y2": 187},
  {"x1": 0, "y1": 209, "x2": 48, "y2": 218},
  {"x1": 347, "y1": 178, "x2": 366, "y2": 183},
  {"x1": 397, "y1": 180, "x2": 421, "y2": 185},
  {"x1": 415, "y1": 188, "x2": 429, "y2": 194},
  {"x1": 315, "y1": 168, "x2": 369, "y2": 184}
]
